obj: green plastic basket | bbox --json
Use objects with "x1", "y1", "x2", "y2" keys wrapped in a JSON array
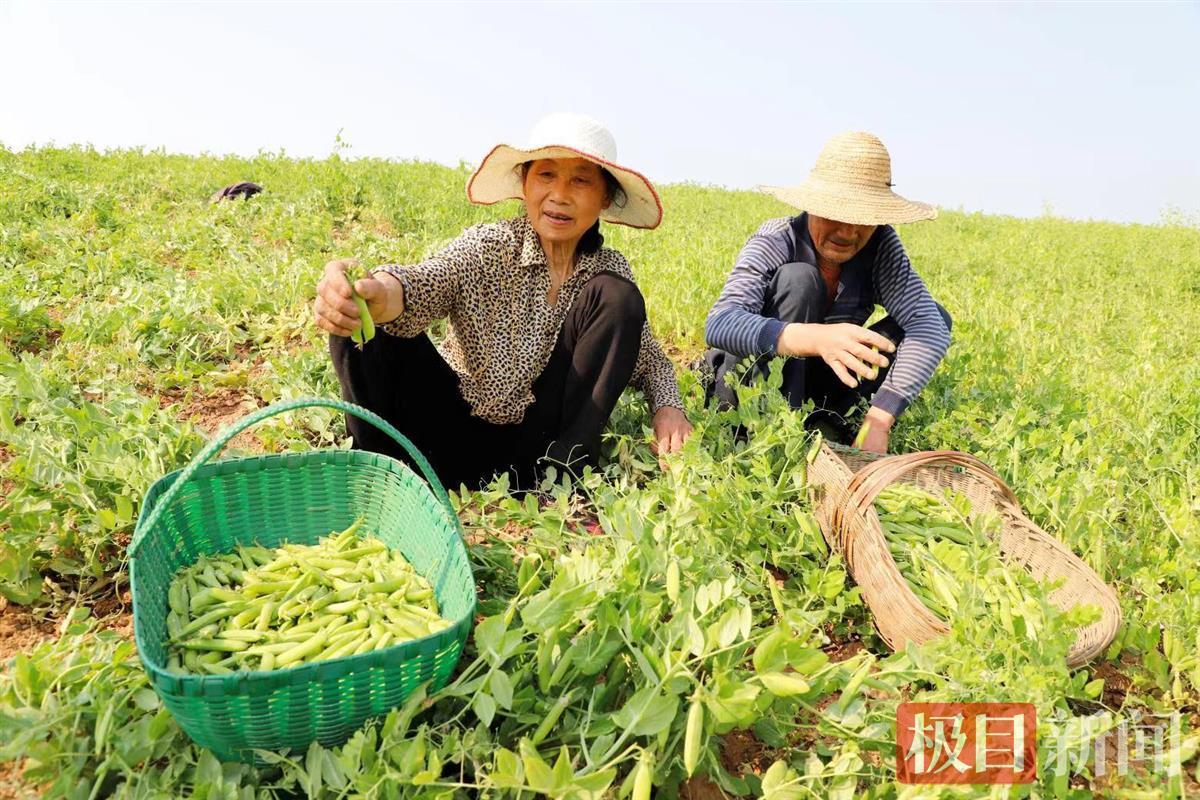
[{"x1": 130, "y1": 397, "x2": 476, "y2": 762}]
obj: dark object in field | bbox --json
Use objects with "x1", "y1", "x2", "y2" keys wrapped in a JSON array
[{"x1": 210, "y1": 182, "x2": 263, "y2": 203}]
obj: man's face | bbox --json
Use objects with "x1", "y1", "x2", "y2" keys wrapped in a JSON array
[{"x1": 808, "y1": 214, "x2": 877, "y2": 265}]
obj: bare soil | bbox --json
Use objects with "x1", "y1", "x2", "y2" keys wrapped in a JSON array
[
  {"x1": 677, "y1": 729, "x2": 781, "y2": 800},
  {"x1": 720, "y1": 729, "x2": 777, "y2": 779},
  {"x1": 1093, "y1": 655, "x2": 1135, "y2": 709},
  {"x1": 92, "y1": 588, "x2": 134, "y2": 640},
  {"x1": 0, "y1": 759, "x2": 41, "y2": 800},
  {"x1": 823, "y1": 635, "x2": 866, "y2": 663},
  {"x1": 0, "y1": 603, "x2": 57, "y2": 662},
  {"x1": 178, "y1": 387, "x2": 264, "y2": 452},
  {"x1": 680, "y1": 773, "x2": 730, "y2": 800}
]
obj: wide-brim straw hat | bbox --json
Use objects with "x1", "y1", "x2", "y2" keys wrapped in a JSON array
[
  {"x1": 467, "y1": 112, "x2": 663, "y2": 229},
  {"x1": 760, "y1": 131, "x2": 936, "y2": 225}
]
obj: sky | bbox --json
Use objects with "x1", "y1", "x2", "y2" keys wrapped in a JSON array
[{"x1": 1, "y1": 1, "x2": 1198, "y2": 225}]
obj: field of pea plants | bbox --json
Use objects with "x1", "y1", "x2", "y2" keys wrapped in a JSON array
[{"x1": 1, "y1": 144, "x2": 1198, "y2": 799}]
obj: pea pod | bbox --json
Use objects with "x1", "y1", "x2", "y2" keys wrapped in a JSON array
[
  {"x1": 759, "y1": 671, "x2": 811, "y2": 697},
  {"x1": 839, "y1": 656, "x2": 874, "y2": 709},
  {"x1": 165, "y1": 520, "x2": 450, "y2": 675},
  {"x1": 631, "y1": 753, "x2": 653, "y2": 800},
  {"x1": 182, "y1": 638, "x2": 250, "y2": 653},
  {"x1": 346, "y1": 268, "x2": 376, "y2": 348},
  {"x1": 176, "y1": 602, "x2": 245, "y2": 639},
  {"x1": 597, "y1": 655, "x2": 629, "y2": 712},
  {"x1": 517, "y1": 553, "x2": 543, "y2": 593},
  {"x1": 536, "y1": 626, "x2": 559, "y2": 693},
  {"x1": 852, "y1": 419, "x2": 872, "y2": 449},
  {"x1": 530, "y1": 689, "x2": 575, "y2": 746},
  {"x1": 276, "y1": 629, "x2": 331, "y2": 667},
  {"x1": 683, "y1": 695, "x2": 704, "y2": 777},
  {"x1": 168, "y1": 581, "x2": 187, "y2": 617},
  {"x1": 548, "y1": 640, "x2": 578, "y2": 689}
]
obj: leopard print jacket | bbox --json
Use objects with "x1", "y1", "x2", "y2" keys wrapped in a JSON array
[{"x1": 374, "y1": 216, "x2": 683, "y2": 425}]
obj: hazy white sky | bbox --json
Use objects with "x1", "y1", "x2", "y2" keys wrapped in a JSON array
[{"x1": 2, "y1": 1, "x2": 1197, "y2": 224}]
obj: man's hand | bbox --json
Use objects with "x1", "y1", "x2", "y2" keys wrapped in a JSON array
[
  {"x1": 313, "y1": 259, "x2": 404, "y2": 337},
  {"x1": 777, "y1": 322, "x2": 894, "y2": 389},
  {"x1": 854, "y1": 407, "x2": 895, "y2": 454},
  {"x1": 650, "y1": 406, "x2": 693, "y2": 469}
]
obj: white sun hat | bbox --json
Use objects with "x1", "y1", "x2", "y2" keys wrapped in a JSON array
[
  {"x1": 466, "y1": 112, "x2": 664, "y2": 229},
  {"x1": 760, "y1": 131, "x2": 937, "y2": 225}
]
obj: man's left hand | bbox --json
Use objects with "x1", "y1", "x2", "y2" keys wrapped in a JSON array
[
  {"x1": 651, "y1": 406, "x2": 693, "y2": 468},
  {"x1": 855, "y1": 407, "x2": 895, "y2": 454}
]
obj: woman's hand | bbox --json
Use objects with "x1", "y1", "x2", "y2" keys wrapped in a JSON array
[
  {"x1": 777, "y1": 322, "x2": 894, "y2": 389},
  {"x1": 314, "y1": 259, "x2": 404, "y2": 337},
  {"x1": 650, "y1": 406, "x2": 693, "y2": 469}
]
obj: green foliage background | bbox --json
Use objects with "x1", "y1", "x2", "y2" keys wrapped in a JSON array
[{"x1": 1, "y1": 144, "x2": 1199, "y2": 798}]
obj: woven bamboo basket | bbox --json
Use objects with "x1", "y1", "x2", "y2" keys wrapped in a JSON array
[{"x1": 809, "y1": 442, "x2": 1120, "y2": 667}]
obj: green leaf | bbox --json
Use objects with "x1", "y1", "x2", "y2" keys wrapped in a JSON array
[
  {"x1": 754, "y1": 627, "x2": 788, "y2": 674},
  {"x1": 522, "y1": 586, "x2": 585, "y2": 632},
  {"x1": 761, "y1": 759, "x2": 789, "y2": 792},
  {"x1": 706, "y1": 679, "x2": 761, "y2": 730},
  {"x1": 304, "y1": 741, "x2": 325, "y2": 794},
  {"x1": 195, "y1": 749, "x2": 223, "y2": 790},
  {"x1": 148, "y1": 708, "x2": 173, "y2": 740},
  {"x1": 789, "y1": 647, "x2": 828, "y2": 676},
  {"x1": 552, "y1": 745, "x2": 573, "y2": 791},
  {"x1": 474, "y1": 692, "x2": 496, "y2": 727},
  {"x1": 115, "y1": 494, "x2": 133, "y2": 522},
  {"x1": 761, "y1": 759, "x2": 804, "y2": 799},
  {"x1": 716, "y1": 607, "x2": 741, "y2": 648},
  {"x1": 686, "y1": 614, "x2": 705, "y2": 656},
  {"x1": 575, "y1": 631, "x2": 623, "y2": 676},
  {"x1": 475, "y1": 615, "x2": 507, "y2": 662},
  {"x1": 612, "y1": 686, "x2": 679, "y2": 737},
  {"x1": 519, "y1": 740, "x2": 556, "y2": 794},
  {"x1": 132, "y1": 687, "x2": 160, "y2": 711},
  {"x1": 574, "y1": 767, "x2": 618, "y2": 795},
  {"x1": 490, "y1": 668, "x2": 514, "y2": 710},
  {"x1": 492, "y1": 748, "x2": 523, "y2": 789},
  {"x1": 320, "y1": 748, "x2": 347, "y2": 791}
]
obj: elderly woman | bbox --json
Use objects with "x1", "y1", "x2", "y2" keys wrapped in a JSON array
[
  {"x1": 702, "y1": 131, "x2": 951, "y2": 454},
  {"x1": 314, "y1": 113, "x2": 692, "y2": 489}
]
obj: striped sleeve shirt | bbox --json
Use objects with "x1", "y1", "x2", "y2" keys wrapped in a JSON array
[{"x1": 704, "y1": 215, "x2": 950, "y2": 417}]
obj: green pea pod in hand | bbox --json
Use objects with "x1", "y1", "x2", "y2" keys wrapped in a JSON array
[
  {"x1": 346, "y1": 267, "x2": 376, "y2": 348},
  {"x1": 852, "y1": 420, "x2": 872, "y2": 450}
]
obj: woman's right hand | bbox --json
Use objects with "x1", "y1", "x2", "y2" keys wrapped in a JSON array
[
  {"x1": 776, "y1": 322, "x2": 894, "y2": 388},
  {"x1": 313, "y1": 259, "x2": 404, "y2": 337}
]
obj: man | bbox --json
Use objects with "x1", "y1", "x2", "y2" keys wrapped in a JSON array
[{"x1": 702, "y1": 131, "x2": 951, "y2": 453}]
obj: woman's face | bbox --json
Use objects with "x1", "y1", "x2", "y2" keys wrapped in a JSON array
[
  {"x1": 808, "y1": 214, "x2": 877, "y2": 265},
  {"x1": 523, "y1": 158, "x2": 611, "y2": 248}
]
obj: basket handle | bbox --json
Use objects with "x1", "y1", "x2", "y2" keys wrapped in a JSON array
[
  {"x1": 830, "y1": 450, "x2": 1021, "y2": 552},
  {"x1": 128, "y1": 397, "x2": 459, "y2": 558}
]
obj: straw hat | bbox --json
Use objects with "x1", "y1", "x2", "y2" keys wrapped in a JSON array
[
  {"x1": 467, "y1": 113, "x2": 663, "y2": 229},
  {"x1": 761, "y1": 132, "x2": 936, "y2": 225}
]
